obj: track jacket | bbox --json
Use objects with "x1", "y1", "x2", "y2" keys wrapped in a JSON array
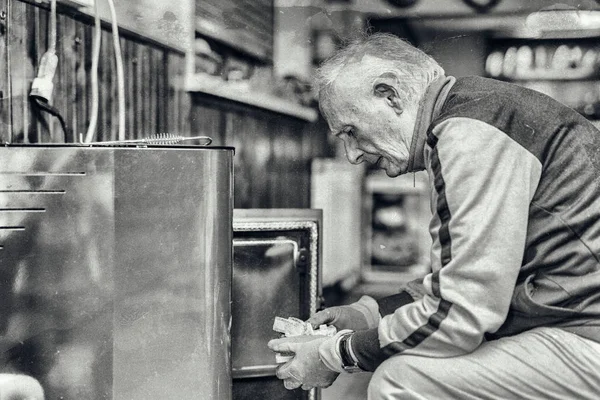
[{"x1": 351, "y1": 76, "x2": 600, "y2": 371}]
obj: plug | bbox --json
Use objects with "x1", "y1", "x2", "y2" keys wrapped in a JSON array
[{"x1": 30, "y1": 50, "x2": 58, "y2": 104}]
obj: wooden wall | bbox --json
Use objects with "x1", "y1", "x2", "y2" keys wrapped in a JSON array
[{"x1": 1, "y1": 0, "x2": 332, "y2": 208}]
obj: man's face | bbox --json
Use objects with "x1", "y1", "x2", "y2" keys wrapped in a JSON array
[{"x1": 321, "y1": 63, "x2": 418, "y2": 177}]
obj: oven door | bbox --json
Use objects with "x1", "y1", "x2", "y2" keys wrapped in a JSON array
[{"x1": 232, "y1": 209, "x2": 322, "y2": 400}]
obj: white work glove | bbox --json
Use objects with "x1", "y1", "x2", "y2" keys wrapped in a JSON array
[
  {"x1": 268, "y1": 335, "x2": 339, "y2": 390},
  {"x1": 0, "y1": 374, "x2": 44, "y2": 400},
  {"x1": 307, "y1": 295, "x2": 380, "y2": 331}
]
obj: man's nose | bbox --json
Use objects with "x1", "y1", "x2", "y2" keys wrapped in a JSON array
[{"x1": 344, "y1": 140, "x2": 364, "y2": 165}]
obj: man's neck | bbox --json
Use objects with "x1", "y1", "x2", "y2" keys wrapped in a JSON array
[{"x1": 405, "y1": 76, "x2": 456, "y2": 173}]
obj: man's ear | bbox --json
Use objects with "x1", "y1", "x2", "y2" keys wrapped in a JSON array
[{"x1": 373, "y1": 72, "x2": 403, "y2": 115}]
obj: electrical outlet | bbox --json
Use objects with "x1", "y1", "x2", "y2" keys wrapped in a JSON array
[{"x1": 56, "y1": 0, "x2": 94, "y2": 8}]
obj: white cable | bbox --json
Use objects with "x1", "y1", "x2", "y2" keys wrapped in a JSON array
[
  {"x1": 84, "y1": 0, "x2": 101, "y2": 143},
  {"x1": 30, "y1": 0, "x2": 58, "y2": 107},
  {"x1": 106, "y1": 0, "x2": 126, "y2": 141},
  {"x1": 49, "y1": 0, "x2": 57, "y2": 52}
]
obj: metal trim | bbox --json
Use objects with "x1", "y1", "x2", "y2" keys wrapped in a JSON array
[
  {"x1": 233, "y1": 220, "x2": 320, "y2": 400},
  {"x1": 231, "y1": 364, "x2": 278, "y2": 379},
  {"x1": 233, "y1": 220, "x2": 319, "y2": 316}
]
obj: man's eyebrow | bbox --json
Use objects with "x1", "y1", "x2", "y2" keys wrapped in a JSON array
[
  {"x1": 332, "y1": 126, "x2": 350, "y2": 137},
  {"x1": 329, "y1": 127, "x2": 342, "y2": 137}
]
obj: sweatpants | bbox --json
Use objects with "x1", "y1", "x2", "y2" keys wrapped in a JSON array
[{"x1": 368, "y1": 327, "x2": 600, "y2": 399}]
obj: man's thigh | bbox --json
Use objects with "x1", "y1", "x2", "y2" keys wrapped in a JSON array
[{"x1": 368, "y1": 327, "x2": 600, "y2": 400}]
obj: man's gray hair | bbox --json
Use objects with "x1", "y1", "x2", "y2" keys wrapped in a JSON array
[{"x1": 315, "y1": 33, "x2": 445, "y2": 106}]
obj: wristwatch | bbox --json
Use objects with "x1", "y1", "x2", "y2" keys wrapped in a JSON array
[{"x1": 338, "y1": 332, "x2": 363, "y2": 373}]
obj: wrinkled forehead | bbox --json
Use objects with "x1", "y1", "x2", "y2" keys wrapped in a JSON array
[
  {"x1": 317, "y1": 95, "x2": 340, "y2": 134},
  {"x1": 318, "y1": 89, "x2": 355, "y2": 132},
  {"x1": 319, "y1": 64, "x2": 372, "y2": 129}
]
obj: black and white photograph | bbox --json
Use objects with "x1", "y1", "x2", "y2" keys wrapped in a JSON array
[{"x1": 1, "y1": 0, "x2": 600, "y2": 399}]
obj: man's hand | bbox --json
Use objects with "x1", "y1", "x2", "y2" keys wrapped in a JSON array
[
  {"x1": 307, "y1": 295, "x2": 380, "y2": 331},
  {"x1": 268, "y1": 335, "x2": 339, "y2": 390}
]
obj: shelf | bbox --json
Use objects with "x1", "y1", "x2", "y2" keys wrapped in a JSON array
[{"x1": 184, "y1": 74, "x2": 318, "y2": 122}]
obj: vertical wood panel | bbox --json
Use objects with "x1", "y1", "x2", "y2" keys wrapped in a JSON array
[
  {"x1": 166, "y1": 52, "x2": 180, "y2": 136},
  {"x1": 208, "y1": 98, "x2": 322, "y2": 210},
  {"x1": 52, "y1": 11, "x2": 68, "y2": 142},
  {"x1": 6, "y1": 1, "x2": 191, "y2": 144},
  {"x1": 124, "y1": 38, "x2": 135, "y2": 139},
  {"x1": 248, "y1": 113, "x2": 271, "y2": 208},
  {"x1": 31, "y1": 4, "x2": 45, "y2": 142},
  {"x1": 108, "y1": 31, "x2": 118, "y2": 141},
  {"x1": 135, "y1": 40, "x2": 144, "y2": 139},
  {"x1": 8, "y1": 0, "x2": 30, "y2": 142},
  {"x1": 62, "y1": 13, "x2": 77, "y2": 142},
  {"x1": 5, "y1": 1, "x2": 331, "y2": 211},
  {"x1": 0, "y1": 0, "x2": 9, "y2": 143},
  {"x1": 23, "y1": 1, "x2": 37, "y2": 143},
  {"x1": 189, "y1": 98, "x2": 223, "y2": 145},
  {"x1": 175, "y1": 61, "x2": 191, "y2": 137},
  {"x1": 97, "y1": 28, "x2": 111, "y2": 141},
  {"x1": 140, "y1": 44, "x2": 150, "y2": 137},
  {"x1": 74, "y1": 20, "x2": 88, "y2": 142},
  {"x1": 156, "y1": 50, "x2": 166, "y2": 134},
  {"x1": 148, "y1": 47, "x2": 158, "y2": 135},
  {"x1": 227, "y1": 110, "x2": 250, "y2": 208}
]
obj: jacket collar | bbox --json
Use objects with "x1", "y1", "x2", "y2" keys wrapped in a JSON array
[{"x1": 405, "y1": 75, "x2": 456, "y2": 173}]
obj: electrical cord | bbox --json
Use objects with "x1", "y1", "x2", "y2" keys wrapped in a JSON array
[
  {"x1": 106, "y1": 0, "x2": 126, "y2": 142},
  {"x1": 30, "y1": 0, "x2": 70, "y2": 142},
  {"x1": 49, "y1": 0, "x2": 57, "y2": 52},
  {"x1": 83, "y1": 0, "x2": 101, "y2": 143},
  {"x1": 31, "y1": 96, "x2": 70, "y2": 142}
]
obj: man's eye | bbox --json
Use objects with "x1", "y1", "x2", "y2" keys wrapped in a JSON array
[{"x1": 346, "y1": 129, "x2": 355, "y2": 138}]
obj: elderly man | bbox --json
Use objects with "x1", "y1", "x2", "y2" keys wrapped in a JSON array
[{"x1": 268, "y1": 33, "x2": 600, "y2": 399}]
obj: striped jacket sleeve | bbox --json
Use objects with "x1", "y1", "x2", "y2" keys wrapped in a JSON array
[{"x1": 377, "y1": 117, "x2": 542, "y2": 358}]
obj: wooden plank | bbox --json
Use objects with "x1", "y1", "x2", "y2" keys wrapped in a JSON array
[
  {"x1": 156, "y1": 49, "x2": 166, "y2": 134},
  {"x1": 185, "y1": 74, "x2": 318, "y2": 122},
  {"x1": 63, "y1": 14, "x2": 78, "y2": 143},
  {"x1": 108, "y1": 31, "x2": 118, "y2": 142},
  {"x1": 142, "y1": 44, "x2": 151, "y2": 137},
  {"x1": 196, "y1": 0, "x2": 273, "y2": 60},
  {"x1": 227, "y1": 110, "x2": 254, "y2": 208},
  {"x1": 269, "y1": 115, "x2": 310, "y2": 208},
  {"x1": 166, "y1": 51, "x2": 179, "y2": 136},
  {"x1": 235, "y1": 0, "x2": 274, "y2": 32},
  {"x1": 148, "y1": 46, "x2": 158, "y2": 136},
  {"x1": 31, "y1": 3, "x2": 46, "y2": 142},
  {"x1": 134, "y1": 42, "x2": 144, "y2": 137},
  {"x1": 0, "y1": 0, "x2": 10, "y2": 142},
  {"x1": 52, "y1": 11, "x2": 66, "y2": 143},
  {"x1": 8, "y1": 0, "x2": 29, "y2": 143},
  {"x1": 123, "y1": 37, "x2": 135, "y2": 139},
  {"x1": 251, "y1": 114, "x2": 272, "y2": 208},
  {"x1": 98, "y1": 28, "x2": 113, "y2": 141},
  {"x1": 189, "y1": 97, "x2": 224, "y2": 145},
  {"x1": 74, "y1": 21, "x2": 89, "y2": 142},
  {"x1": 175, "y1": 56, "x2": 191, "y2": 137},
  {"x1": 82, "y1": 20, "x2": 93, "y2": 143},
  {"x1": 23, "y1": 1, "x2": 37, "y2": 143}
]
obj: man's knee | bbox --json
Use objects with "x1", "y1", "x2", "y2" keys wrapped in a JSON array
[{"x1": 367, "y1": 355, "x2": 434, "y2": 400}]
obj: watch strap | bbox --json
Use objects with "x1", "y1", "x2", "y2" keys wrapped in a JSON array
[{"x1": 339, "y1": 332, "x2": 363, "y2": 373}]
